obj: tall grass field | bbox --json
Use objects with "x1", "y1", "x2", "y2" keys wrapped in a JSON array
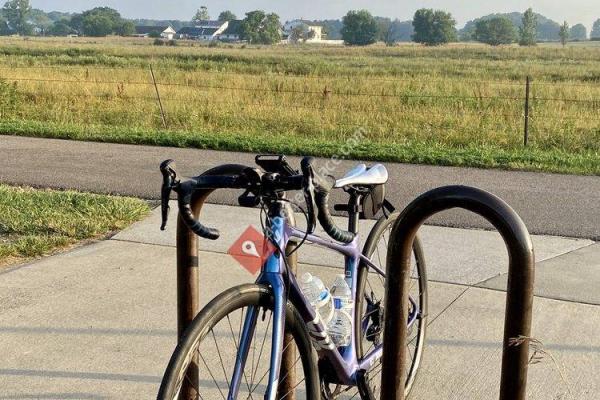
[{"x1": 0, "y1": 36, "x2": 598, "y2": 174}]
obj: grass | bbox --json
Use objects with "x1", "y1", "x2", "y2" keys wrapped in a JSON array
[
  {"x1": 0, "y1": 36, "x2": 598, "y2": 175},
  {"x1": 1, "y1": 120, "x2": 597, "y2": 175},
  {"x1": 0, "y1": 184, "x2": 149, "y2": 266}
]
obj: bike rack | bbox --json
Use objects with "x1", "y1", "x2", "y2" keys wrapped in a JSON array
[
  {"x1": 173, "y1": 164, "x2": 299, "y2": 400},
  {"x1": 380, "y1": 185, "x2": 535, "y2": 400}
]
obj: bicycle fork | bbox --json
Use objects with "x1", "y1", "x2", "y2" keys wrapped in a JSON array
[{"x1": 227, "y1": 273, "x2": 287, "y2": 400}]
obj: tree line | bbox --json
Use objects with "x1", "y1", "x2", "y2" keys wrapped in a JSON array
[
  {"x1": 1, "y1": 0, "x2": 599, "y2": 47},
  {"x1": 0, "y1": 0, "x2": 135, "y2": 36},
  {"x1": 340, "y1": 8, "x2": 600, "y2": 46}
]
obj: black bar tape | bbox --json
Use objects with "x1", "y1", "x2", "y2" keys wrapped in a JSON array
[
  {"x1": 315, "y1": 190, "x2": 356, "y2": 244},
  {"x1": 176, "y1": 180, "x2": 220, "y2": 240}
]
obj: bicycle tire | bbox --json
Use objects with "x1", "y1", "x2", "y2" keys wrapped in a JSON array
[
  {"x1": 355, "y1": 212, "x2": 428, "y2": 399},
  {"x1": 157, "y1": 284, "x2": 321, "y2": 400}
]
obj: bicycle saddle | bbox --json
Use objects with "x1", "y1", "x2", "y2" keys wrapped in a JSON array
[{"x1": 334, "y1": 163, "x2": 389, "y2": 188}]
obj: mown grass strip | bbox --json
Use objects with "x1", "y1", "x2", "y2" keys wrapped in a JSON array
[
  {"x1": 1, "y1": 120, "x2": 597, "y2": 176},
  {"x1": 0, "y1": 184, "x2": 149, "y2": 266}
]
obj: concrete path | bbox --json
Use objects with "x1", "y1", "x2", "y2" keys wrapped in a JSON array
[
  {"x1": 0, "y1": 203, "x2": 598, "y2": 399},
  {"x1": 1, "y1": 135, "x2": 599, "y2": 240}
]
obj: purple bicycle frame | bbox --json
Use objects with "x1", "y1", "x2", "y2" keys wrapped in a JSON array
[{"x1": 227, "y1": 215, "x2": 416, "y2": 400}]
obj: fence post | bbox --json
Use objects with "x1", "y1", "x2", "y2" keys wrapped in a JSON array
[
  {"x1": 149, "y1": 64, "x2": 168, "y2": 129},
  {"x1": 523, "y1": 76, "x2": 530, "y2": 146}
]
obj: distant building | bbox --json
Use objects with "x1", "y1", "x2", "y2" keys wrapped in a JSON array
[
  {"x1": 283, "y1": 20, "x2": 323, "y2": 43},
  {"x1": 134, "y1": 25, "x2": 176, "y2": 40},
  {"x1": 177, "y1": 20, "x2": 229, "y2": 41},
  {"x1": 219, "y1": 20, "x2": 243, "y2": 42}
]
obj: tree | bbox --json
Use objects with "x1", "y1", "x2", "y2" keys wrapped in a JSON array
[
  {"x1": 192, "y1": 6, "x2": 209, "y2": 23},
  {"x1": 559, "y1": 21, "x2": 569, "y2": 46},
  {"x1": 288, "y1": 23, "x2": 316, "y2": 43},
  {"x1": 341, "y1": 10, "x2": 379, "y2": 46},
  {"x1": 2, "y1": 0, "x2": 32, "y2": 35},
  {"x1": 218, "y1": 10, "x2": 236, "y2": 22},
  {"x1": 519, "y1": 8, "x2": 537, "y2": 46},
  {"x1": 0, "y1": 15, "x2": 11, "y2": 35},
  {"x1": 49, "y1": 19, "x2": 74, "y2": 36},
  {"x1": 29, "y1": 8, "x2": 52, "y2": 34},
  {"x1": 461, "y1": 12, "x2": 565, "y2": 42},
  {"x1": 115, "y1": 20, "x2": 135, "y2": 36},
  {"x1": 289, "y1": 23, "x2": 315, "y2": 43},
  {"x1": 78, "y1": 7, "x2": 126, "y2": 37},
  {"x1": 375, "y1": 17, "x2": 392, "y2": 44},
  {"x1": 412, "y1": 9, "x2": 457, "y2": 46},
  {"x1": 47, "y1": 11, "x2": 71, "y2": 23},
  {"x1": 82, "y1": 14, "x2": 113, "y2": 37},
  {"x1": 592, "y1": 19, "x2": 600, "y2": 39},
  {"x1": 288, "y1": 25, "x2": 304, "y2": 43},
  {"x1": 474, "y1": 17, "x2": 517, "y2": 45},
  {"x1": 312, "y1": 19, "x2": 342, "y2": 39},
  {"x1": 388, "y1": 19, "x2": 414, "y2": 42},
  {"x1": 570, "y1": 23, "x2": 587, "y2": 41},
  {"x1": 537, "y1": 19, "x2": 560, "y2": 41},
  {"x1": 375, "y1": 17, "x2": 412, "y2": 45},
  {"x1": 68, "y1": 13, "x2": 84, "y2": 34},
  {"x1": 240, "y1": 10, "x2": 281, "y2": 45}
]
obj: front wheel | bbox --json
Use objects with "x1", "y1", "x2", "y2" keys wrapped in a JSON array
[
  {"x1": 157, "y1": 284, "x2": 321, "y2": 400},
  {"x1": 355, "y1": 212, "x2": 428, "y2": 399}
]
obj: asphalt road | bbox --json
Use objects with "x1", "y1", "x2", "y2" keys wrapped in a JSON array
[{"x1": 1, "y1": 135, "x2": 598, "y2": 240}]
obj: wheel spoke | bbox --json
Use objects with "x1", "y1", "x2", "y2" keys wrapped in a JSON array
[
  {"x1": 211, "y1": 329, "x2": 231, "y2": 388},
  {"x1": 226, "y1": 313, "x2": 253, "y2": 394},
  {"x1": 165, "y1": 289, "x2": 319, "y2": 399},
  {"x1": 250, "y1": 338, "x2": 295, "y2": 395},
  {"x1": 251, "y1": 310, "x2": 272, "y2": 383},
  {"x1": 278, "y1": 355, "x2": 301, "y2": 386},
  {"x1": 183, "y1": 372, "x2": 205, "y2": 400},
  {"x1": 277, "y1": 377, "x2": 306, "y2": 400},
  {"x1": 199, "y1": 351, "x2": 226, "y2": 400}
]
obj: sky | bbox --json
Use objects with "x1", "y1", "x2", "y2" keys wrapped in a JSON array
[{"x1": 31, "y1": 1, "x2": 599, "y2": 30}]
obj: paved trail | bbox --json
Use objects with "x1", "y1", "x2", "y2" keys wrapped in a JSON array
[{"x1": 1, "y1": 135, "x2": 598, "y2": 239}]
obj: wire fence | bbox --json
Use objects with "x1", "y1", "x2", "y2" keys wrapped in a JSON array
[{"x1": 0, "y1": 65, "x2": 598, "y2": 148}]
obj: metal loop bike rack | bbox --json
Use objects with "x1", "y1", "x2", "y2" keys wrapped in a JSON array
[
  {"x1": 380, "y1": 185, "x2": 535, "y2": 400},
  {"x1": 174, "y1": 164, "x2": 298, "y2": 400}
]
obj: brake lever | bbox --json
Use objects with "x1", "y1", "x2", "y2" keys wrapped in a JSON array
[{"x1": 159, "y1": 159, "x2": 179, "y2": 230}]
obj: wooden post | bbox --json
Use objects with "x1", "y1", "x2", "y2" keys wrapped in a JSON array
[
  {"x1": 523, "y1": 76, "x2": 530, "y2": 146},
  {"x1": 150, "y1": 64, "x2": 168, "y2": 129}
]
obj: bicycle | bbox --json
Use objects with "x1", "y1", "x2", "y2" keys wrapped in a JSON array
[{"x1": 157, "y1": 155, "x2": 427, "y2": 400}]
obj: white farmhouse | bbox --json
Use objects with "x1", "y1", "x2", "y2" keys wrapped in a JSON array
[
  {"x1": 134, "y1": 25, "x2": 177, "y2": 40},
  {"x1": 283, "y1": 20, "x2": 323, "y2": 43},
  {"x1": 177, "y1": 20, "x2": 229, "y2": 41}
]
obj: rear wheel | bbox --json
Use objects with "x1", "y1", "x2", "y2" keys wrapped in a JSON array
[
  {"x1": 157, "y1": 284, "x2": 320, "y2": 400},
  {"x1": 355, "y1": 212, "x2": 428, "y2": 399}
]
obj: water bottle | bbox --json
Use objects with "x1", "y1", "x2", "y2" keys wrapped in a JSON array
[
  {"x1": 327, "y1": 275, "x2": 353, "y2": 347},
  {"x1": 300, "y1": 272, "x2": 334, "y2": 325},
  {"x1": 327, "y1": 309, "x2": 352, "y2": 347},
  {"x1": 330, "y1": 274, "x2": 353, "y2": 312}
]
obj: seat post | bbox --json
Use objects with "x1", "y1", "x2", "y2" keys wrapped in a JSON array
[{"x1": 347, "y1": 190, "x2": 362, "y2": 234}]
